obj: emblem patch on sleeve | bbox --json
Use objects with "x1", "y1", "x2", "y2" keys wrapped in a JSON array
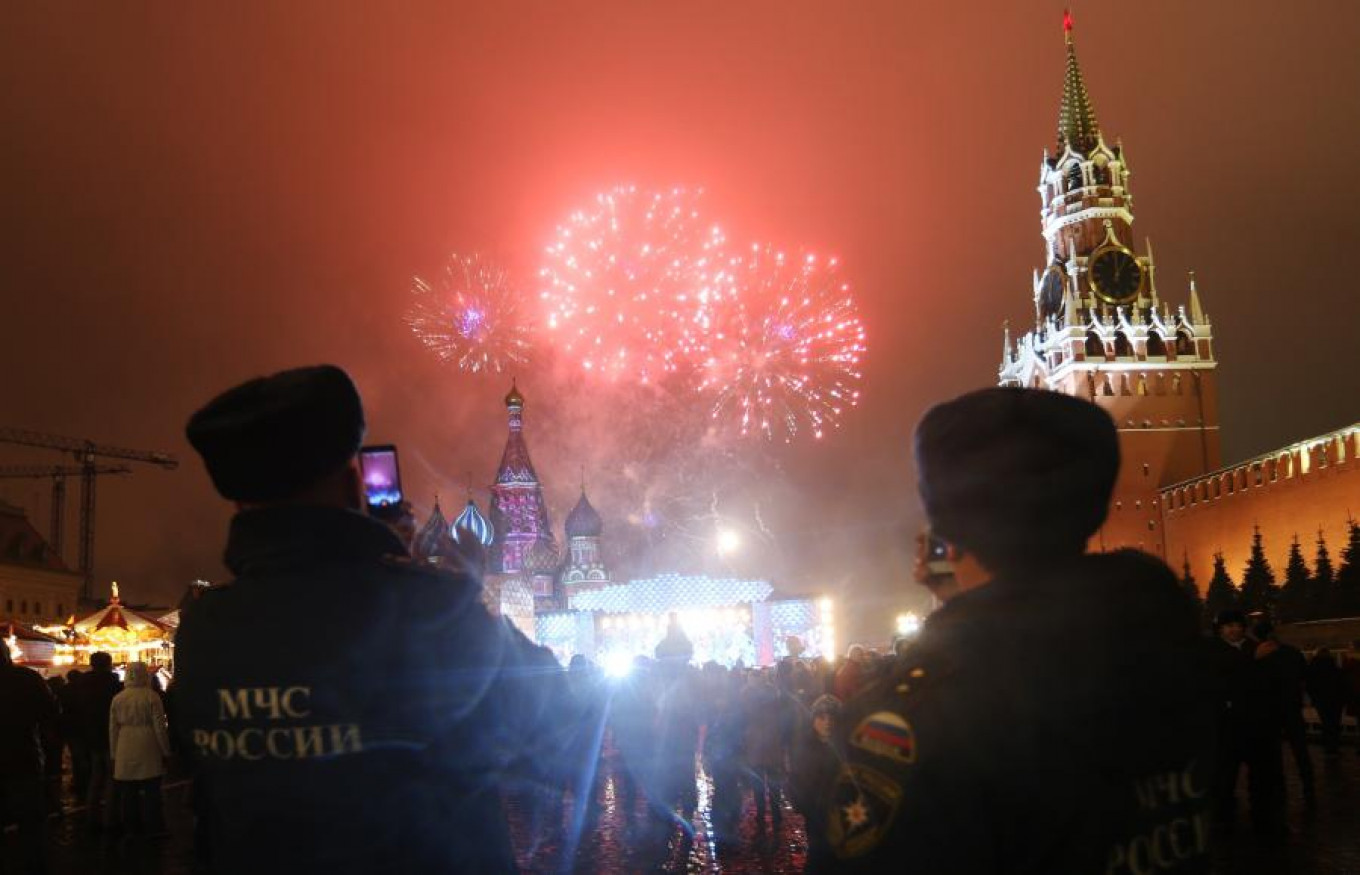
[
  {"x1": 827, "y1": 763, "x2": 904, "y2": 858},
  {"x1": 849, "y1": 710, "x2": 917, "y2": 765}
]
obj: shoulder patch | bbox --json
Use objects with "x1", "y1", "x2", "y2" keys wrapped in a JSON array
[
  {"x1": 849, "y1": 710, "x2": 917, "y2": 765},
  {"x1": 828, "y1": 763, "x2": 904, "y2": 859}
]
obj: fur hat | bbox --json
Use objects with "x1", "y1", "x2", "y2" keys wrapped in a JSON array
[
  {"x1": 186, "y1": 365, "x2": 365, "y2": 502},
  {"x1": 914, "y1": 387, "x2": 1119, "y2": 569}
]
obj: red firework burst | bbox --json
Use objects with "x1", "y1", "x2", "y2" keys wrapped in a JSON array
[
  {"x1": 700, "y1": 246, "x2": 866, "y2": 442},
  {"x1": 538, "y1": 185, "x2": 729, "y2": 383},
  {"x1": 406, "y1": 253, "x2": 533, "y2": 375}
]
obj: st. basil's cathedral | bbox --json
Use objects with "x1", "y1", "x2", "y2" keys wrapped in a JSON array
[
  {"x1": 412, "y1": 383, "x2": 612, "y2": 630},
  {"x1": 408, "y1": 382, "x2": 834, "y2": 666}
]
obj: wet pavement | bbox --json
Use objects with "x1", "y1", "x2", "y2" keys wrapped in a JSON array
[{"x1": 10, "y1": 744, "x2": 1360, "y2": 873}]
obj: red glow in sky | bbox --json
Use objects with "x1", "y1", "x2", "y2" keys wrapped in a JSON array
[{"x1": 2, "y1": 2, "x2": 1358, "y2": 640}]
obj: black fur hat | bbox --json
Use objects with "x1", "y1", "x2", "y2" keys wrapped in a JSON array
[
  {"x1": 186, "y1": 365, "x2": 365, "y2": 502},
  {"x1": 914, "y1": 387, "x2": 1119, "y2": 569}
]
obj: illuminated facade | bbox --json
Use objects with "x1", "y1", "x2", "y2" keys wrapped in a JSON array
[
  {"x1": 487, "y1": 383, "x2": 561, "y2": 612},
  {"x1": 999, "y1": 15, "x2": 1222, "y2": 557},
  {"x1": 535, "y1": 574, "x2": 834, "y2": 668}
]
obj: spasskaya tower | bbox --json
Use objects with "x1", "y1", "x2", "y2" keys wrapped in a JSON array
[{"x1": 999, "y1": 12, "x2": 1222, "y2": 558}]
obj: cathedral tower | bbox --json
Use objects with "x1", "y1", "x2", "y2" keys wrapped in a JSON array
[
  {"x1": 488, "y1": 383, "x2": 558, "y2": 581},
  {"x1": 999, "y1": 12, "x2": 1222, "y2": 557},
  {"x1": 563, "y1": 487, "x2": 610, "y2": 596}
]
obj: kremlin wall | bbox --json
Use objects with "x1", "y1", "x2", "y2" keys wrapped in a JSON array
[{"x1": 1162, "y1": 424, "x2": 1357, "y2": 589}]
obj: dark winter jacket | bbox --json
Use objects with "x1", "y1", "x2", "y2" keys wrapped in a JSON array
[
  {"x1": 824, "y1": 550, "x2": 1218, "y2": 874},
  {"x1": 172, "y1": 506, "x2": 564, "y2": 875},
  {"x1": 0, "y1": 661, "x2": 59, "y2": 779},
  {"x1": 76, "y1": 668, "x2": 123, "y2": 753}
]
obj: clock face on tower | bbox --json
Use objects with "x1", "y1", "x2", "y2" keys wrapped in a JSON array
[{"x1": 1088, "y1": 247, "x2": 1143, "y2": 304}]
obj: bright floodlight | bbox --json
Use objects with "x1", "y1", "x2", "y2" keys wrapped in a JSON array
[
  {"x1": 716, "y1": 528, "x2": 741, "y2": 556},
  {"x1": 603, "y1": 651, "x2": 633, "y2": 679},
  {"x1": 896, "y1": 612, "x2": 922, "y2": 637}
]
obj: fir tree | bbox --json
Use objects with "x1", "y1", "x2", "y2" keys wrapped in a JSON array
[
  {"x1": 1179, "y1": 553, "x2": 1204, "y2": 624},
  {"x1": 1204, "y1": 552, "x2": 1238, "y2": 626},
  {"x1": 1311, "y1": 528, "x2": 1336, "y2": 619},
  {"x1": 1278, "y1": 535, "x2": 1310, "y2": 622},
  {"x1": 1336, "y1": 517, "x2": 1360, "y2": 617},
  {"x1": 1239, "y1": 525, "x2": 1279, "y2": 616}
]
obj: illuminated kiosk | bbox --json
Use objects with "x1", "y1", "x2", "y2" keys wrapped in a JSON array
[
  {"x1": 5, "y1": 621, "x2": 63, "y2": 670},
  {"x1": 535, "y1": 573, "x2": 835, "y2": 668},
  {"x1": 47, "y1": 582, "x2": 173, "y2": 669}
]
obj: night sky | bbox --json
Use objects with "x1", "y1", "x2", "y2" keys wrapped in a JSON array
[{"x1": 3, "y1": 2, "x2": 1358, "y2": 641}]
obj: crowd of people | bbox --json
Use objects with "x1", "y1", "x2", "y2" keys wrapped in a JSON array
[
  {"x1": 0, "y1": 649, "x2": 175, "y2": 872},
  {"x1": 1210, "y1": 611, "x2": 1355, "y2": 833},
  {"x1": 3, "y1": 365, "x2": 1356, "y2": 875}
]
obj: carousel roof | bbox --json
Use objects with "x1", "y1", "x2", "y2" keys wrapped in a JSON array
[{"x1": 73, "y1": 600, "x2": 170, "y2": 635}]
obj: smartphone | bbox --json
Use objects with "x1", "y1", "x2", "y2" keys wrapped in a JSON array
[
  {"x1": 359, "y1": 445, "x2": 403, "y2": 512},
  {"x1": 924, "y1": 532, "x2": 954, "y2": 577}
]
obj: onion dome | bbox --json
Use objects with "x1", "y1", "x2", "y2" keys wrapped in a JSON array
[
  {"x1": 452, "y1": 499, "x2": 495, "y2": 547},
  {"x1": 564, "y1": 490, "x2": 603, "y2": 539},
  {"x1": 414, "y1": 499, "x2": 456, "y2": 561},
  {"x1": 524, "y1": 538, "x2": 560, "y2": 576},
  {"x1": 504, "y1": 381, "x2": 525, "y2": 409}
]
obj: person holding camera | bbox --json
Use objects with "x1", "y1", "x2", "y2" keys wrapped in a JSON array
[
  {"x1": 823, "y1": 387, "x2": 1217, "y2": 873},
  {"x1": 173, "y1": 365, "x2": 563, "y2": 874}
]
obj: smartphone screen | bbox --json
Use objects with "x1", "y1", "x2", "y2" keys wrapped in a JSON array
[
  {"x1": 926, "y1": 535, "x2": 948, "y2": 562},
  {"x1": 924, "y1": 532, "x2": 954, "y2": 576},
  {"x1": 359, "y1": 445, "x2": 402, "y2": 511}
]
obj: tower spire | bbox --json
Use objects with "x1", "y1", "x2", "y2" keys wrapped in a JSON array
[
  {"x1": 1188, "y1": 270, "x2": 1206, "y2": 324},
  {"x1": 1057, "y1": 10, "x2": 1101, "y2": 154}
]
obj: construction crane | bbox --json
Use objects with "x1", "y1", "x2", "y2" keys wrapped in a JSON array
[
  {"x1": 0, "y1": 464, "x2": 133, "y2": 558},
  {"x1": 0, "y1": 428, "x2": 177, "y2": 602}
]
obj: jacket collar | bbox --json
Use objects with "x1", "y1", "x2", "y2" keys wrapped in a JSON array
[{"x1": 224, "y1": 505, "x2": 408, "y2": 576}]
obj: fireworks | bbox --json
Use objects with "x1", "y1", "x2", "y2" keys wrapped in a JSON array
[
  {"x1": 538, "y1": 185, "x2": 729, "y2": 383},
  {"x1": 701, "y1": 246, "x2": 866, "y2": 442},
  {"x1": 406, "y1": 253, "x2": 532, "y2": 375},
  {"x1": 407, "y1": 188, "x2": 869, "y2": 444}
]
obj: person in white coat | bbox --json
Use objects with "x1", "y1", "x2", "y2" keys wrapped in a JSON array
[{"x1": 108, "y1": 661, "x2": 172, "y2": 836}]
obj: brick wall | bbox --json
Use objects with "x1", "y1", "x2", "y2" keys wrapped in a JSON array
[{"x1": 1161, "y1": 425, "x2": 1358, "y2": 589}]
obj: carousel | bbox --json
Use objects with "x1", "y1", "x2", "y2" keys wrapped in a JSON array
[{"x1": 36, "y1": 582, "x2": 175, "y2": 671}]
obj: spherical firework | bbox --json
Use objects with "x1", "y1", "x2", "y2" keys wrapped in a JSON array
[
  {"x1": 538, "y1": 185, "x2": 729, "y2": 383},
  {"x1": 406, "y1": 253, "x2": 532, "y2": 375},
  {"x1": 701, "y1": 246, "x2": 866, "y2": 442}
]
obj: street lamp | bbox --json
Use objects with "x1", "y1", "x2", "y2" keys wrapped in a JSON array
[
  {"x1": 716, "y1": 528, "x2": 741, "y2": 556},
  {"x1": 895, "y1": 612, "x2": 921, "y2": 638}
]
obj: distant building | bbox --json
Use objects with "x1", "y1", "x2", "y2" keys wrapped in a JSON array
[
  {"x1": 999, "y1": 18, "x2": 1356, "y2": 593},
  {"x1": 0, "y1": 499, "x2": 80, "y2": 625}
]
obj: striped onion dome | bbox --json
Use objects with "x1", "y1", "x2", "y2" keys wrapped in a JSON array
[{"x1": 452, "y1": 499, "x2": 495, "y2": 547}]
